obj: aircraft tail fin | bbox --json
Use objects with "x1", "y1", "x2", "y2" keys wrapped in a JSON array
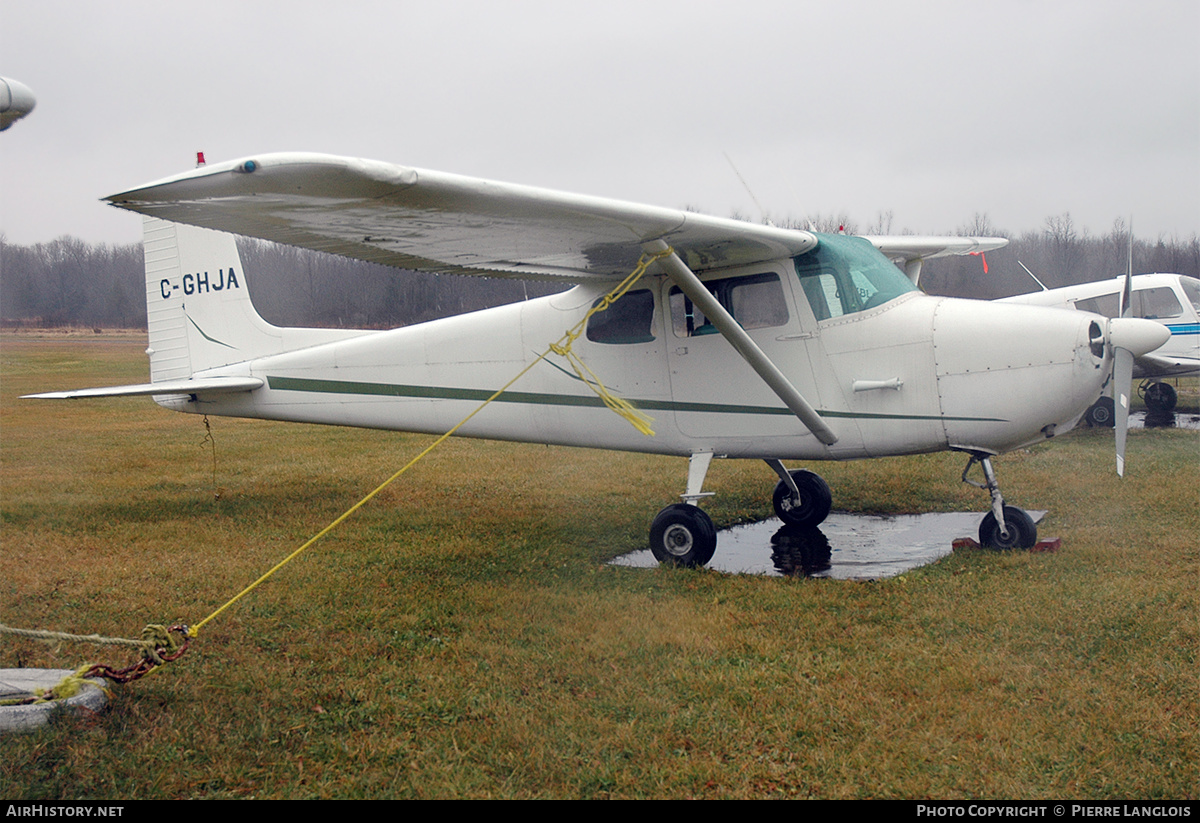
[{"x1": 143, "y1": 216, "x2": 285, "y2": 381}]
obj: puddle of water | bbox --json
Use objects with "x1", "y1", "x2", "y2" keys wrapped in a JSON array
[
  {"x1": 1130, "y1": 411, "x2": 1200, "y2": 430},
  {"x1": 612, "y1": 511, "x2": 1046, "y2": 579}
]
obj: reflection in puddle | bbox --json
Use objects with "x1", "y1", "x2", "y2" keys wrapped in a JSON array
[
  {"x1": 769, "y1": 525, "x2": 832, "y2": 576},
  {"x1": 1131, "y1": 410, "x2": 1200, "y2": 430},
  {"x1": 612, "y1": 511, "x2": 1046, "y2": 579}
]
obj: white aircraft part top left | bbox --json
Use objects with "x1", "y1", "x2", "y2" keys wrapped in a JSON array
[
  {"x1": 104, "y1": 152, "x2": 819, "y2": 281},
  {"x1": 0, "y1": 78, "x2": 36, "y2": 131}
]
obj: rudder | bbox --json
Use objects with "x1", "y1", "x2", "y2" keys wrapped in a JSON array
[{"x1": 143, "y1": 216, "x2": 283, "y2": 381}]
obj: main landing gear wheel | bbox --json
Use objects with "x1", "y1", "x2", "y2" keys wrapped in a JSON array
[
  {"x1": 771, "y1": 469, "x2": 833, "y2": 528},
  {"x1": 1085, "y1": 396, "x2": 1115, "y2": 428},
  {"x1": 649, "y1": 503, "x2": 717, "y2": 568},
  {"x1": 979, "y1": 505, "x2": 1037, "y2": 550},
  {"x1": 1142, "y1": 381, "x2": 1177, "y2": 412}
]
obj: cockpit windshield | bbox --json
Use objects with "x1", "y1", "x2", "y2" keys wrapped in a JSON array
[{"x1": 793, "y1": 234, "x2": 917, "y2": 321}]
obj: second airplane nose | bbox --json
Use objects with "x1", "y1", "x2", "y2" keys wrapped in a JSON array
[{"x1": 1108, "y1": 317, "x2": 1172, "y2": 358}]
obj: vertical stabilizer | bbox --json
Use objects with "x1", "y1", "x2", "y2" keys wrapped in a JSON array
[{"x1": 143, "y1": 217, "x2": 283, "y2": 381}]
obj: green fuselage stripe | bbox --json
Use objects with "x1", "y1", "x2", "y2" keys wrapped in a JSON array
[{"x1": 264, "y1": 375, "x2": 1004, "y2": 423}]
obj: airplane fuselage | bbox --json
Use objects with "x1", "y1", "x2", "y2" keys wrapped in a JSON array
[{"x1": 168, "y1": 256, "x2": 1112, "y2": 462}]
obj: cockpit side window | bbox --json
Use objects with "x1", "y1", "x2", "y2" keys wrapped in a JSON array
[
  {"x1": 792, "y1": 234, "x2": 917, "y2": 321},
  {"x1": 669, "y1": 272, "x2": 789, "y2": 337},
  {"x1": 1134, "y1": 287, "x2": 1183, "y2": 320},
  {"x1": 586, "y1": 288, "x2": 656, "y2": 344}
]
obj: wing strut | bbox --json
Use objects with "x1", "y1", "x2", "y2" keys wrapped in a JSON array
[{"x1": 642, "y1": 239, "x2": 838, "y2": 446}]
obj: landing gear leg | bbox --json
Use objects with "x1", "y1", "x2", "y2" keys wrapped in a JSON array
[
  {"x1": 648, "y1": 452, "x2": 717, "y2": 567},
  {"x1": 962, "y1": 453, "x2": 1037, "y2": 550}
]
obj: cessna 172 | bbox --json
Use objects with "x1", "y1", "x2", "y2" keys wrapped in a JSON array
[
  {"x1": 1000, "y1": 272, "x2": 1200, "y2": 422},
  {"x1": 25, "y1": 153, "x2": 1171, "y2": 566}
]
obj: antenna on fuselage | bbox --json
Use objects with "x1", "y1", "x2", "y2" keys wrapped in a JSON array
[
  {"x1": 1017, "y1": 261, "x2": 1050, "y2": 291},
  {"x1": 722, "y1": 152, "x2": 775, "y2": 227}
]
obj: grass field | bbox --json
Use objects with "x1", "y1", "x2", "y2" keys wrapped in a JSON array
[{"x1": 1, "y1": 332, "x2": 1196, "y2": 799}]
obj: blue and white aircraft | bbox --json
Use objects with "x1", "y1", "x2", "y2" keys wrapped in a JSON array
[{"x1": 1002, "y1": 272, "x2": 1198, "y2": 421}]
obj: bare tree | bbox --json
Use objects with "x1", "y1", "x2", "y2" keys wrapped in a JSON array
[
  {"x1": 867, "y1": 210, "x2": 895, "y2": 234},
  {"x1": 958, "y1": 212, "x2": 1001, "y2": 237},
  {"x1": 1043, "y1": 212, "x2": 1086, "y2": 286}
]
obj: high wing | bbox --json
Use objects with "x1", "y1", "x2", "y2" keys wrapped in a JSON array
[
  {"x1": 23, "y1": 376, "x2": 264, "y2": 400},
  {"x1": 104, "y1": 152, "x2": 845, "y2": 443},
  {"x1": 862, "y1": 235, "x2": 1008, "y2": 285},
  {"x1": 105, "y1": 152, "x2": 819, "y2": 280}
]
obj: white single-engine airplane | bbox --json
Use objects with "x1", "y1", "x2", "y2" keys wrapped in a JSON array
[
  {"x1": 1000, "y1": 272, "x2": 1200, "y2": 421},
  {"x1": 26, "y1": 153, "x2": 1171, "y2": 566}
]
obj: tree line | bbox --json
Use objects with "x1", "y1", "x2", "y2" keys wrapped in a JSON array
[
  {"x1": 1, "y1": 214, "x2": 1196, "y2": 329},
  {"x1": 0, "y1": 235, "x2": 566, "y2": 329},
  {"x1": 920, "y1": 214, "x2": 1200, "y2": 300}
]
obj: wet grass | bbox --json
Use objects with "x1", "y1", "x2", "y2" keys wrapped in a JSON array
[{"x1": 1, "y1": 334, "x2": 1196, "y2": 799}]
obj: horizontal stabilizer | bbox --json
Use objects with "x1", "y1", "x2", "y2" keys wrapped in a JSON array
[
  {"x1": 863, "y1": 235, "x2": 1008, "y2": 286},
  {"x1": 862, "y1": 235, "x2": 1009, "y2": 261},
  {"x1": 23, "y1": 376, "x2": 263, "y2": 400}
]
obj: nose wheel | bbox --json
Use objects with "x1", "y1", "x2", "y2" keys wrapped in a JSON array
[
  {"x1": 978, "y1": 506, "x2": 1037, "y2": 550},
  {"x1": 962, "y1": 453, "x2": 1038, "y2": 549}
]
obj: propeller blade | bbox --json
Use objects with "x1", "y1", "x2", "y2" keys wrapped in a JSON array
[
  {"x1": 1107, "y1": 316, "x2": 1170, "y2": 477},
  {"x1": 1114, "y1": 346, "x2": 1133, "y2": 477},
  {"x1": 1121, "y1": 217, "x2": 1134, "y2": 318}
]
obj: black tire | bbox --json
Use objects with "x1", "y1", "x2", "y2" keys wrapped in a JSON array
[
  {"x1": 978, "y1": 506, "x2": 1037, "y2": 550},
  {"x1": 1143, "y1": 382, "x2": 1177, "y2": 412},
  {"x1": 1085, "y1": 397, "x2": 1115, "y2": 428},
  {"x1": 649, "y1": 504, "x2": 717, "y2": 567},
  {"x1": 771, "y1": 469, "x2": 833, "y2": 527}
]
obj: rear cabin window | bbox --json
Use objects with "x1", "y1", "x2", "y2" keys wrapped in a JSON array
[
  {"x1": 1075, "y1": 292, "x2": 1120, "y2": 318},
  {"x1": 585, "y1": 288, "x2": 656, "y2": 344},
  {"x1": 668, "y1": 273, "x2": 789, "y2": 337},
  {"x1": 792, "y1": 234, "x2": 916, "y2": 321},
  {"x1": 1076, "y1": 287, "x2": 1184, "y2": 320}
]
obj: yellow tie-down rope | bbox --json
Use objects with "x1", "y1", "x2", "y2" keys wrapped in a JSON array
[
  {"x1": 187, "y1": 247, "x2": 671, "y2": 639},
  {"x1": 1, "y1": 249, "x2": 673, "y2": 685},
  {"x1": 549, "y1": 264, "x2": 657, "y2": 436}
]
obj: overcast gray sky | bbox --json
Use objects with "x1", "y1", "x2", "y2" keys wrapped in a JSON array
[{"x1": 2, "y1": 0, "x2": 1196, "y2": 247}]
